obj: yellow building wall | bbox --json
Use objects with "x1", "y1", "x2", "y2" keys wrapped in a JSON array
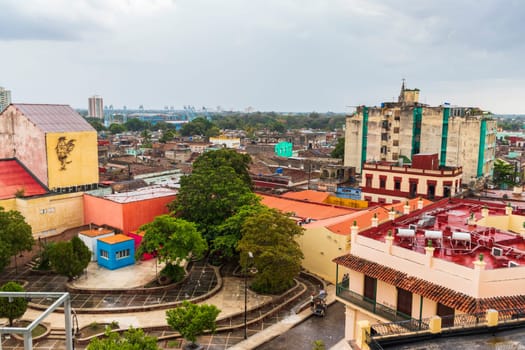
[
  {"x1": 325, "y1": 196, "x2": 369, "y2": 209},
  {"x1": 13, "y1": 193, "x2": 84, "y2": 238},
  {"x1": 46, "y1": 131, "x2": 99, "y2": 189},
  {"x1": 0, "y1": 198, "x2": 17, "y2": 211},
  {"x1": 296, "y1": 226, "x2": 348, "y2": 283}
]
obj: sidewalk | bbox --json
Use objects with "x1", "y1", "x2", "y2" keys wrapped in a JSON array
[{"x1": 228, "y1": 284, "x2": 337, "y2": 350}]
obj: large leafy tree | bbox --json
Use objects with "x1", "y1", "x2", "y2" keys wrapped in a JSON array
[
  {"x1": 493, "y1": 159, "x2": 518, "y2": 187},
  {"x1": 0, "y1": 207, "x2": 34, "y2": 272},
  {"x1": 237, "y1": 207, "x2": 304, "y2": 294},
  {"x1": 331, "y1": 137, "x2": 345, "y2": 159},
  {"x1": 192, "y1": 149, "x2": 253, "y2": 189},
  {"x1": 0, "y1": 281, "x2": 28, "y2": 326},
  {"x1": 137, "y1": 215, "x2": 207, "y2": 265},
  {"x1": 210, "y1": 204, "x2": 266, "y2": 262},
  {"x1": 87, "y1": 326, "x2": 159, "y2": 350},
  {"x1": 166, "y1": 301, "x2": 220, "y2": 349},
  {"x1": 171, "y1": 166, "x2": 258, "y2": 240},
  {"x1": 48, "y1": 236, "x2": 91, "y2": 281},
  {"x1": 180, "y1": 117, "x2": 219, "y2": 138}
]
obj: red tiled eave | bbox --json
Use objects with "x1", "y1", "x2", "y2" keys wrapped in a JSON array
[{"x1": 333, "y1": 254, "x2": 525, "y2": 314}]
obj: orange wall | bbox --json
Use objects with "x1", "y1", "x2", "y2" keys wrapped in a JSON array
[
  {"x1": 84, "y1": 194, "x2": 125, "y2": 231},
  {"x1": 121, "y1": 196, "x2": 174, "y2": 232},
  {"x1": 83, "y1": 194, "x2": 175, "y2": 233}
]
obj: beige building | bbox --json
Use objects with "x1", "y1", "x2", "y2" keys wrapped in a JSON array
[
  {"x1": 344, "y1": 83, "x2": 497, "y2": 183},
  {"x1": 361, "y1": 153, "x2": 463, "y2": 203},
  {"x1": 334, "y1": 199, "x2": 525, "y2": 344}
]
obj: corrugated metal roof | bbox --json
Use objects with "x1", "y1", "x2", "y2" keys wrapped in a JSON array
[{"x1": 12, "y1": 104, "x2": 95, "y2": 133}]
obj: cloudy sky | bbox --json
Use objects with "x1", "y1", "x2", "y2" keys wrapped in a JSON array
[{"x1": 1, "y1": 0, "x2": 524, "y2": 113}]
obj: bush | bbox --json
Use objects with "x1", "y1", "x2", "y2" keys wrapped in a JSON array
[{"x1": 160, "y1": 264, "x2": 185, "y2": 283}]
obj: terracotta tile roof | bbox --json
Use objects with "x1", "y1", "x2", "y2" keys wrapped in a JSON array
[
  {"x1": 281, "y1": 190, "x2": 330, "y2": 203},
  {"x1": 333, "y1": 254, "x2": 525, "y2": 314},
  {"x1": 0, "y1": 159, "x2": 48, "y2": 199},
  {"x1": 11, "y1": 104, "x2": 95, "y2": 133},
  {"x1": 260, "y1": 194, "x2": 354, "y2": 220}
]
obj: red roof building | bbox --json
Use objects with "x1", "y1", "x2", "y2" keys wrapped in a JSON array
[
  {"x1": 333, "y1": 197, "x2": 525, "y2": 344},
  {"x1": 0, "y1": 159, "x2": 48, "y2": 199}
]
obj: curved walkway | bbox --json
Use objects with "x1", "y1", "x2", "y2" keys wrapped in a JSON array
[{"x1": 0, "y1": 259, "x2": 334, "y2": 350}]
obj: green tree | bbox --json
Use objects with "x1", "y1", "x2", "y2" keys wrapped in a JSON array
[
  {"x1": 331, "y1": 137, "x2": 345, "y2": 159},
  {"x1": 237, "y1": 207, "x2": 304, "y2": 294},
  {"x1": 109, "y1": 123, "x2": 126, "y2": 134},
  {"x1": 171, "y1": 166, "x2": 258, "y2": 240},
  {"x1": 48, "y1": 236, "x2": 91, "y2": 281},
  {"x1": 125, "y1": 118, "x2": 150, "y2": 132},
  {"x1": 166, "y1": 301, "x2": 220, "y2": 349},
  {"x1": 137, "y1": 216, "x2": 207, "y2": 266},
  {"x1": 493, "y1": 159, "x2": 517, "y2": 187},
  {"x1": 85, "y1": 117, "x2": 106, "y2": 132},
  {"x1": 192, "y1": 149, "x2": 253, "y2": 188},
  {"x1": 0, "y1": 207, "x2": 34, "y2": 272},
  {"x1": 210, "y1": 204, "x2": 266, "y2": 262},
  {"x1": 0, "y1": 282, "x2": 28, "y2": 326},
  {"x1": 180, "y1": 117, "x2": 217, "y2": 138},
  {"x1": 159, "y1": 129, "x2": 176, "y2": 143},
  {"x1": 87, "y1": 326, "x2": 160, "y2": 350}
]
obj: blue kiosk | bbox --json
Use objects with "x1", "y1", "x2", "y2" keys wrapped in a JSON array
[{"x1": 97, "y1": 234, "x2": 135, "y2": 270}]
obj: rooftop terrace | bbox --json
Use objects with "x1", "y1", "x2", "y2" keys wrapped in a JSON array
[{"x1": 359, "y1": 198, "x2": 525, "y2": 270}]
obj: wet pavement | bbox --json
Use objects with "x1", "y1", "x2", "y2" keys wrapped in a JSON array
[{"x1": 255, "y1": 302, "x2": 345, "y2": 350}]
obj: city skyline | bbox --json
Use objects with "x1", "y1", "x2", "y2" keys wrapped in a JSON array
[{"x1": 1, "y1": 0, "x2": 525, "y2": 113}]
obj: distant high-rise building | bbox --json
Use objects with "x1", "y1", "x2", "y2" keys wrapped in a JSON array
[
  {"x1": 344, "y1": 82, "x2": 497, "y2": 183},
  {"x1": 88, "y1": 95, "x2": 104, "y2": 119},
  {"x1": 0, "y1": 87, "x2": 12, "y2": 112}
]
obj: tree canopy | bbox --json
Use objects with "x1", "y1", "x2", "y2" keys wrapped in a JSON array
[
  {"x1": 137, "y1": 215, "x2": 207, "y2": 265},
  {"x1": 237, "y1": 207, "x2": 304, "y2": 294},
  {"x1": 331, "y1": 137, "x2": 345, "y2": 159},
  {"x1": 87, "y1": 326, "x2": 160, "y2": 350},
  {"x1": 171, "y1": 165, "x2": 258, "y2": 240},
  {"x1": 0, "y1": 207, "x2": 34, "y2": 273},
  {"x1": 0, "y1": 281, "x2": 28, "y2": 326},
  {"x1": 48, "y1": 236, "x2": 91, "y2": 280},
  {"x1": 180, "y1": 117, "x2": 220, "y2": 138},
  {"x1": 493, "y1": 159, "x2": 519, "y2": 187},
  {"x1": 166, "y1": 301, "x2": 220, "y2": 347},
  {"x1": 192, "y1": 149, "x2": 253, "y2": 188}
]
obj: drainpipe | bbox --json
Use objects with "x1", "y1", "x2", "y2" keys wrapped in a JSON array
[
  {"x1": 336, "y1": 264, "x2": 339, "y2": 295},
  {"x1": 419, "y1": 295, "x2": 424, "y2": 329},
  {"x1": 373, "y1": 280, "x2": 377, "y2": 313}
]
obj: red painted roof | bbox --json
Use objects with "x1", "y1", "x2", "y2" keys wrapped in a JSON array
[
  {"x1": 355, "y1": 198, "x2": 525, "y2": 269},
  {"x1": 259, "y1": 194, "x2": 355, "y2": 220},
  {"x1": 0, "y1": 159, "x2": 48, "y2": 199}
]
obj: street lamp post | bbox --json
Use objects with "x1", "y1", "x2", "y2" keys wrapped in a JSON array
[{"x1": 244, "y1": 251, "x2": 253, "y2": 340}]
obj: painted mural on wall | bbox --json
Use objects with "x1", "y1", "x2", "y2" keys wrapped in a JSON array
[{"x1": 55, "y1": 136, "x2": 76, "y2": 170}]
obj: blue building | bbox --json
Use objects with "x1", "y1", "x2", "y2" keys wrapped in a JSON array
[{"x1": 97, "y1": 234, "x2": 135, "y2": 270}]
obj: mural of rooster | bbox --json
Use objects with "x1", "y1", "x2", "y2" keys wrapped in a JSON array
[{"x1": 55, "y1": 136, "x2": 76, "y2": 170}]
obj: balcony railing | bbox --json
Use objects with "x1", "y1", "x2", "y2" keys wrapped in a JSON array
[{"x1": 336, "y1": 284, "x2": 416, "y2": 323}]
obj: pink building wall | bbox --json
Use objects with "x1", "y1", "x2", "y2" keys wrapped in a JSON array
[{"x1": 0, "y1": 106, "x2": 48, "y2": 185}]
